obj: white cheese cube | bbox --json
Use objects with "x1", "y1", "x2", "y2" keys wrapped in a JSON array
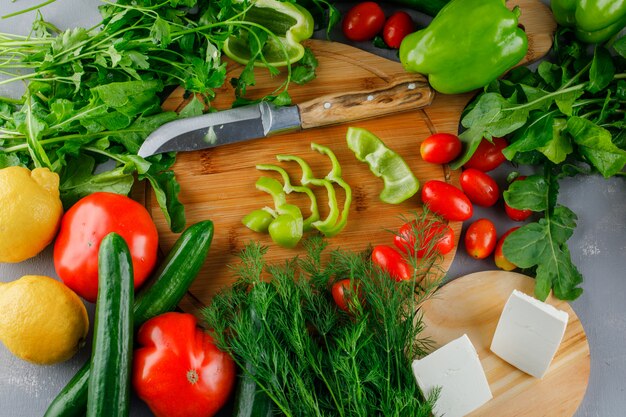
[
  {"x1": 490, "y1": 289, "x2": 569, "y2": 378},
  {"x1": 412, "y1": 334, "x2": 492, "y2": 417}
]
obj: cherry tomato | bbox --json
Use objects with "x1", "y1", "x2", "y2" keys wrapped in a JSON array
[
  {"x1": 420, "y1": 133, "x2": 462, "y2": 164},
  {"x1": 382, "y1": 11, "x2": 415, "y2": 49},
  {"x1": 463, "y1": 137, "x2": 508, "y2": 172},
  {"x1": 504, "y1": 176, "x2": 533, "y2": 221},
  {"x1": 54, "y1": 192, "x2": 159, "y2": 303},
  {"x1": 421, "y1": 180, "x2": 473, "y2": 221},
  {"x1": 342, "y1": 2, "x2": 386, "y2": 42},
  {"x1": 332, "y1": 279, "x2": 362, "y2": 312},
  {"x1": 460, "y1": 168, "x2": 500, "y2": 207},
  {"x1": 464, "y1": 218, "x2": 497, "y2": 260},
  {"x1": 371, "y1": 245, "x2": 412, "y2": 282},
  {"x1": 394, "y1": 220, "x2": 455, "y2": 258},
  {"x1": 494, "y1": 227, "x2": 520, "y2": 271}
]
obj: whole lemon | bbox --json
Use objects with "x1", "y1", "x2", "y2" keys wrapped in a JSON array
[
  {"x1": 0, "y1": 275, "x2": 89, "y2": 365},
  {"x1": 0, "y1": 166, "x2": 63, "y2": 263}
]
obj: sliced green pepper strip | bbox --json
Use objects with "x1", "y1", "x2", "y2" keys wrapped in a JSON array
[
  {"x1": 276, "y1": 154, "x2": 340, "y2": 236},
  {"x1": 242, "y1": 209, "x2": 275, "y2": 233},
  {"x1": 346, "y1": 127, "x2": 419, "y2": 205},
  {"x1": 256, "y1": 164, "x2": 319, "y2": 232},
  {"x1": 310, "y1": 143, "x2": 352, "y2": 237},
  {"x1": 254, "y1": 177, "x2": 304, "y2": 247}
]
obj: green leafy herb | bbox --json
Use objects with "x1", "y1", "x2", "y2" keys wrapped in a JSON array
[
  {"x1": 455, "y1": 28, "x2": 626, "y2": 300},
  {"x1": 1, "y1": 0, "x2": 326, "y2": 231},
  {"x1": 204, "y1": 213, "x2": 445, "y2": 417}
]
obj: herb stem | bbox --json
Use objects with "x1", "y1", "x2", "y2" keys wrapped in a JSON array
[
  {"x1": 504, "y1": 84, "x2": 586, "y2": 112},
  {"x1": 1, "y1": 0, "x2": 58, "y2": 19}
]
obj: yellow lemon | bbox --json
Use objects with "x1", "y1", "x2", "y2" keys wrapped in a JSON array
[
  {"x1": 0, "y1": 166, "x2": 63, "y2": 263},
  {"x1": 0, "y1": 275, "x2": 89, "y2": 365}
]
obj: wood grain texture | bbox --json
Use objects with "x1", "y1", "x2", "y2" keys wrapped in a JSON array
[
  {"x1": 299, "y1": 75, "x2": 432, "y2": 129},
  {"x1": 148, "y1": 0, "x2": 556, "y2": 317},
  {"x1": 420, "y1": 271, "x2": 590, "y2": 417}
]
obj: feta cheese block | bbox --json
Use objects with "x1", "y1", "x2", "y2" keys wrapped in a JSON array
[
  {"x1": 490, "y1": 289, "x2": 569, "y2": 378},
  {"x1": 412, "y1": 334, "x2": 492, "y2": 417}
]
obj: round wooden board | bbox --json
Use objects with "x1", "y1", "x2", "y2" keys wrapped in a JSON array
[{"x1": 420, "y1": 271, "x2": 590, "y2": 417}]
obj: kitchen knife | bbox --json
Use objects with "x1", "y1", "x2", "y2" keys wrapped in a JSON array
[{"x1": 137, "y1": 74, "x2": 433, "y2": 158}]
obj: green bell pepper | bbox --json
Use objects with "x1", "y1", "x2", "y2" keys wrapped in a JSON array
[
  {"x1": 346, "y1": 127, "x2": 419, "y2": 205},
  {"x1": 399, "y1": 0, "x2": 528, "y2": 94},
  {"x1": 551, "y1": 0, "x2": 626, "y2": 43},
  {"x1": 242, "y1": 209, "x2": 275, "y2": 233},
  {"x1": 223, "y1": 0, "x2": 314, "y2": 67}
]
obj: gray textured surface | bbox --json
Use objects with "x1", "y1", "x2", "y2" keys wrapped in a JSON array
[{"x1": 1, "y1": 1, "x2": 625, "y2": 416}]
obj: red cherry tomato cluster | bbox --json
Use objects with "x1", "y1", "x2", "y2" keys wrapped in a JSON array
[
  {"x1": 417, "y1": 133, "x2": 535, "y2": 270},
  {"x1": 342, "y1": 3, "x2": 415, "y2": 49}
]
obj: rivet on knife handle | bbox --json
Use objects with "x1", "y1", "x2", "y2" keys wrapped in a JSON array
[{"x1": 297, "y1": 74, "x2": 433, "y2": 129}]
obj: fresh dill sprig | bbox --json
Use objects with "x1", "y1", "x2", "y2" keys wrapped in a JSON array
[{"x1": 204, "y1": 211, "x2": 444, "y2": 417}]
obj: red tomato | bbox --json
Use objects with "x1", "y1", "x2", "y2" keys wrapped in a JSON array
[
  {"x1": 464, "y1": 218, "x2": 497, "y2": 260},
  {"x1": 421, "y1": 180, "x2": 473, "y2": 221},
  {"x1": 394, "y1": 220, "x2": 455, "y2": 258},
  {"x1": 332, "y1": 279, "x2": 362, "y2": 312},
  {"x1": 342, "y1": 2, "x2": 386, "y2": 42},
  {"x1": 54, "y1": 192, "x2": 159, "y2": 303},
  {"x1": 463, "y1": 137, "x2": 508, "y2": 172},
  {"x1": 133, "y1": 312, "x2": 235, "y2": 417},
  {"x1": 371, "y1": 245, "x2": 412, "y2": 282},
  {"x1": 504, "y1": 176, "x2": 533, "y2": 221},
  {"x1": 460, "y1": 168, "x2": 500, "y2": 207},
  {"x1": 382, "y1": 11, "x2": 415, "y2": 49},
  {"x1": 420, "y1": 133, "x2": 462, "y2": 164},
  {"x1": 494, "y1": 227, "x2": 520, "y2": 271}
]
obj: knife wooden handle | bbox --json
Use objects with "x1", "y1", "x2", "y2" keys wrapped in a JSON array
[{"x1": 297, "y1": 73, "x2": 433, "y2": 129}]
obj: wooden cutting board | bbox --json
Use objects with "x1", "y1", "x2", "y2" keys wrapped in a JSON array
[
  {"x1": 146, "y1": 0, "x2": 556, "y2": 315},
  {"x1": 420, "y1": 271, "x2": 590, "y2": 417}
]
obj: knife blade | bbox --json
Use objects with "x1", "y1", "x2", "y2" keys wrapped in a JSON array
[{"x1": 138, "y1": 74, "x2": 433, "y2": 158}]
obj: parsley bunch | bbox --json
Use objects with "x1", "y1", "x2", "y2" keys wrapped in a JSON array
[{"x1": 0, "y1": 0, "x2": 331, "y2": 231}]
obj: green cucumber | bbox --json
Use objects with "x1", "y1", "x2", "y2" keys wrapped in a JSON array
[
  {"x1": 233, "y1": 307, "x2": 274, "y2": 417},
  {"x1": 87, "y1": 233, "x2": 134, "y2": 417},
  {"x1": 44, "y1": 220, "x2": 215, "y2": 417},
  {"x1": 233, "y1": 362, "x2": 274, "y2": 417}
]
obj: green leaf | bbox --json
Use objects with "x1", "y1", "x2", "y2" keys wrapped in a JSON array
[
  {"x1": 59, "y1": 156, "x2": 134, "y2": 208},
  {"x1": 140, "y1": 168, "x2": 186, "y2": 233},
  {"x1": 567, "y1": 116, "x2": 626, "y2": 177},
  {"x1": 291, "y1": 47, "x2": 318, "y2": 85},
  {"x1": 612, "y1": 35, "x2": 626, "y2": 59},
  {"x1": 554, "y1": 89, "x2": 583, "y2": 116},
  {"x1": 14, "y1": 97, "x2": 51, "y2": 169},
  {"x1": 503, "y1": 112, "x2": 557, "y2": 160},
  {"x1": 503, "y1": 206, "x2": 583, "y2": 300},
  {"x1": 179, "y1": 95, "x2": 205, "y2": 118},
  {"x1": 0, "y1": 153, "x2": 22, "y2": 169},
  {"x1": 538, "y1": 118, "x2": 572, "y2": 164},
  {"x1": 503, "y1": 175, "x2": 549, "y2": 211},
  {"x1": 150, "y1": 16, "x2": 172, "y2": 47},
  {"x1": 587, "y1": 47, "x2": 615, "y2": 94}
]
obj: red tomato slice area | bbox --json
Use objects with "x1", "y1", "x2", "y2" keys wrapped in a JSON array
[{"x1": 54, "y1": 192, "x2": 159, "y2": 302}]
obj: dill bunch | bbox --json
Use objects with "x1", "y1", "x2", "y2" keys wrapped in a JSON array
[{"x1": 204, "y1": 213, "x2": 445, "y2": 417}]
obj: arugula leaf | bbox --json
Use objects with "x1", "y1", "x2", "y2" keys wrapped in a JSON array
[
  {"x1": 59, "y1": 156, "x2": 134, "y2": 207},
  {"x1": 587, "y1": 46, "x2": 615, "y2": 94},
  {"x1": 0, "y1": 153, "x2": 22, "y2": 169},
  {"x1": 14, "y1": 96, "x2": 51, "y2": 169},
  {"x1": 503, "y1": 206, "x2": 582, "y2": 300},
  {"x1": 566, "y1": 116, "x2": 626, "y2": 177},
  {"x1": 140, "y1": 166, "x2": 186, "y2": 233},
  {"x1": 613, "y1": 35, "x2": 626, "y2": 59},
  {"x1": 503, "y1": 175, "x2": 549, "y2": 211}
]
